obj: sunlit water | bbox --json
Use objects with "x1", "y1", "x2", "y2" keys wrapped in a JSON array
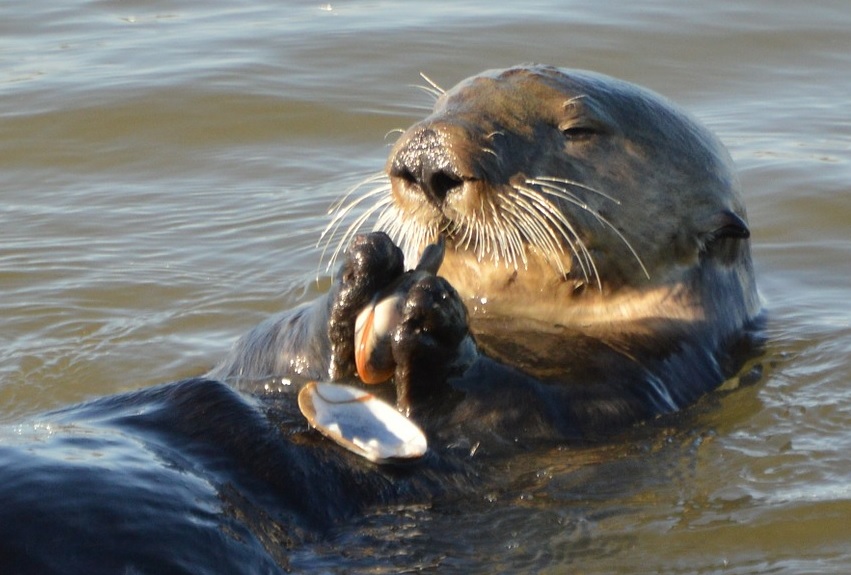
[{"x1": 1, "y1": 1, "x2": 850, "y2": 573}]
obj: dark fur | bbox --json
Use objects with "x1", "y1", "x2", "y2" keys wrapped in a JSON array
[{"x1": 0, "y1": 67, "x2": 762, "y2": 573}]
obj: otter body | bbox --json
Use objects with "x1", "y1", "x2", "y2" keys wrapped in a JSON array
[
  {"x1": 214, "y1": 65, "x2": 761, "y2": 440},
  {"x1": 1, "y1": 66, "x2": 761, "y2": 573}
]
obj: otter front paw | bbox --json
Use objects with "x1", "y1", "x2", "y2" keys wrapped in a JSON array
[
  {"x1": 391, "y1": 274, "x2": 473, "y2": 413},
  {"x1": 327, "y1": 232, "x2": 405, "y2": 380}
]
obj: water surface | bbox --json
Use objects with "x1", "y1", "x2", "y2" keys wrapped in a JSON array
[{"x1": 1, "y1": 1, "x2": 850, "y2": 572}]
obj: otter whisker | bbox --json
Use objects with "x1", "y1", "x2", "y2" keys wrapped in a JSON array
[
  {"x1": 467, "y1": 199, "x2": 486, "y2": 261},
  {"x1": 321, "y1": 174, "x2": 388, "y2": 240},
  {"x1": 529, "y1": 176, "x2": 621, "y2": 205},
  {"x1": 485, "y1": 196, "x2": 505, "y2": 263},
  {"x1": 516, "y1": 183, "x2": 603, "y2": 286},
  {"x1": 562, "y1": 94, "x2": 588, "y2": 108},
  {"x1": 519, "y1": 205, "x2": 573, "y2": 276},
  {"x1": 377, "y1": 202, "x2": 440, "y2": 267},
  {"x1": 526, "y1": 179, "x2": 608, "y2": 278},
  {"x1": 495, "y1": 200, "x2": 530, "y2": 269},
  {"x1": 411, "y1": 72, "x2": 445, "y2": 102},
  {"x1": 325, "y1": 193, "x2": 392, "y2": 273},
  {"x1": 384, "y1": 128, "x2": 406, "y2": 141},
  {"x1": 585, "y1": 209, "x2": 649, "y2": 280},
  {"x1": 527, "y1": 178, "x2": 649, "y2": 280},
  {"x1": 508, "y1": 189, "x2": 569, "y2": 257},
  {"x1": 481, "y1": 146, "x2": 499, "y2": 160},
  {"x1": 509, "y1": 211, "x2": 555, "y2": 271},
  {"x1": 470, "y1": 216, "x2": 489, "y2": 263},
  {"x1": 502, "y1": 192, "x2": 565, "y2": 273},
  {"x1": 512, "y1": 185, "x2": 596, "y2": 283},
  {"x1": 320, "y1": 172, "x2": 392, "y2": 273},
  {"x1": 321, "y1": 181, "x2": 389, "y2": 254},
  {"x1": 323, "y1": 186, "x2": 388, "y2": 241},
  {"x1": 374, "y1": 203, "x2": 401, "y2": 239},
  {"x1": 325, "y1": 171, "x2": 388, "y2": 216},
  {"x1": 456, "y1": 216, "x2": 475, "y2": 255},
  {"x1": 487, "y1": 201, "x2": 516, "y2": 267},
  {"x1": 418, "y1": 72, "x2": 445, "y2": 95},
  {"x1": 413, "y1": 85, "x2": 443, "y2": 100},
  {"x1": 531, "y1": 180, "x2": 589, "y2": 211}
]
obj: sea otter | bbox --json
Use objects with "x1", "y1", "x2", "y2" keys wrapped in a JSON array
[
  {"x1": 0, "y1": 65, "x2": 762, "y2": 573},
  {"x1": 212, "y1": 64, "x2": 761, "y2": 441}
]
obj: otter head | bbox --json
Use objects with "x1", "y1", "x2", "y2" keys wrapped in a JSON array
[
  {"x1": 325, "y1": 65, "x2": 757, "y2": 329},
  {"x1": 373, "y1": 65, "x2": 757, "y2": 327}
]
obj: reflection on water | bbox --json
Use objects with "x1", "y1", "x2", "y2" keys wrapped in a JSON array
[{"x1": 2, "y1": 0, "x2": 850, "y2": 572}]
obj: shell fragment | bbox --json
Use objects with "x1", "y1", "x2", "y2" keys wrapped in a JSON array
[{"x1": 298, "y1": 381, "x2": 427, "y2": 463}]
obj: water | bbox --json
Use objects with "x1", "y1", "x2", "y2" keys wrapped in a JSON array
[{"x1": 2, "y1": 0, "x2": 850, "y2": 572}]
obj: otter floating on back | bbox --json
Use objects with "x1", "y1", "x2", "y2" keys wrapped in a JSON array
[
  {"x1": 214, "y1": 64, "x2": 762, "y2": 442},
  {"x1": 0, "y1": 66, "x2": 763, "y2": 573}
]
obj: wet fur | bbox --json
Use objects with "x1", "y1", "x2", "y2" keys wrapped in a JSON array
[
  {"x1": 217, "y1": 65, "x2": 761, "y2": 434},
  {"x1": 0, "y1": 66, "x2": 762, "y2": 573}
]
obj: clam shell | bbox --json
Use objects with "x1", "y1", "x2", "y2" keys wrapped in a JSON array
[
  {"x1": 354, "y1": 294, "x2": 403, "y2": 384},
  {"x1": 297, "y1": 381, "x2": 427, "y2": 463}
]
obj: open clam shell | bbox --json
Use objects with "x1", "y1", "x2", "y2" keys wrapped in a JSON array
[
  {"x1": 354, "y1": 237, "x2": 446, "y2": 384},
  {"x1": 297, "y1": 381, "x2": 427, "y2": 463},
  {"x1": 354, "y1": 293, "x2": 403, "y2": 384}
]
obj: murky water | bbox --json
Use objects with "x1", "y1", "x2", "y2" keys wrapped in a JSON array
[{"x1": 2, "y1": 1, "x2": 850, "y2": 573}]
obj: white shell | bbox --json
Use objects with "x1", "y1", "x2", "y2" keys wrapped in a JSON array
[
  {"x1": 297, "y1": 381, "x2": 427, "y2": 463},
  {"x1": 354, "y1": 293, "x2": 403, "y2": 384}
]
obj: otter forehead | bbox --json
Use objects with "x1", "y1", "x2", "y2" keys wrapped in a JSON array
[
  {"x1": 438, "y1": 68, "x2": 723, "y2": 161},
  {"x1": 429, "y1": 67, "x2": 576, "y2": 136}
]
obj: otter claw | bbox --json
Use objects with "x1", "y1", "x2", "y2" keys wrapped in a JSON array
[{"x1": 353, "y1": 237, "x2": 446, "y2": 384}]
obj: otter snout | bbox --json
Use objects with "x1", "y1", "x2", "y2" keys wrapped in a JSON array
[
  {"x1": 388, "y1": 125, "x2": 466, "y2": 205},
  {"x1": 387, "y1": 118, "x2": 506, "y2": 210}
]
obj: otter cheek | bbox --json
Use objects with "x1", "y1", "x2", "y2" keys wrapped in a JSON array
[{"x1": 354, "y1": 295, "x2": 403, "y2": 384}]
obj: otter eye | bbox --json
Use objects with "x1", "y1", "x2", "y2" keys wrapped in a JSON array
[
  {"x1": 559, "y1": 96, "x2": 612, "y2": 141},
  {"x1": 560, "y1": 124, "x2": 598, "y2": 140}
]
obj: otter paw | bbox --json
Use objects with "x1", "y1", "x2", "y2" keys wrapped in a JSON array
[
  {"x1": 391, "y1": 274, "x2": 472, "y2": 412},
  {"x1": 328, "y1": 232, "x2": 405, "y2": 380}
]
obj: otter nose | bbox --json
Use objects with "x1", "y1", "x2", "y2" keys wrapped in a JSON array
[{"x1": 389, "y1": 127, "x2": 464, "y2": 204}]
